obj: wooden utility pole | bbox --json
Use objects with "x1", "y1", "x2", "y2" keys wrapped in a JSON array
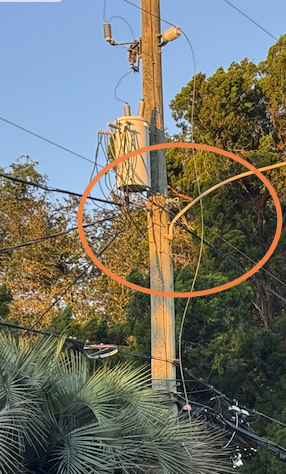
[{"x1": 141, "y1": 0, "x2": 176, "y2": 393}]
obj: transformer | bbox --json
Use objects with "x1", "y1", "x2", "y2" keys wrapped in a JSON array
[{"x1": 112, "y1": 112, "x2": 150, "y2": 193}]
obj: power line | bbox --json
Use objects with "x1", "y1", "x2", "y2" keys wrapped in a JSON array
[
  {"x1": 122, "y1": 0, "x2": 175, "y2": 27},
  {"x1": 119, "y1": 348, "x2": 176, "y2": 365},
  {"x1": 109, "y1": 16, "x2": 136, "y2": 40},
  {"x1": 0, "y1": 216, "x2": 118, "y2": 255},
  {"x1": 123, "y1": 0, "x2": 279, "y2": 44},
  {"x1": 1, "y1": 317, "x2": 286, "y2": 433},
  {"x1": 179, "y1": 222, "x2": 286, "y2": 305},
  {"x1": 206, "y1": 225, "x2": 286, "y2": 291},
  {"x1": 132, "y1": 189, "x2": 286, "y2": 305},
  {"x1": 28, "y1": 267, "x2": 91, "y2": 330},
  {"x1": 0, "y1": 173, "x2": 122, "y2": 207},
  {"x1": 103, "y1": 0, "x2": 107, "y2": 21},
  {"x1": 221, "y1": 0, "x2": 278, "y2": 41},
  {"x1": 29, "y1": 228, "x2": 124, "y2": 329},
  {"x1": 0, "y1": 116, "x2": 102, "y2": 167},
  {"x1": 0, "y1": 321, "x2": 86, "y2": 347},
  {"x1": 0, "y1": 321, "x2": 118, "y2": 360},
  {"x1": 114, "y1": 70, "x2": 133, "y2": 104}
]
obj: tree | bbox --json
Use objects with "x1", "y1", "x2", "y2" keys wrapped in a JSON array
[
  {"x1": 0, "y1": 157, "x2": 105, "y2": 326},
  {"x1": 0, "y1": 330, "x2": 232, "y2": 474},
  {"x1": 0, "y1": 284, "x2": 11, "y2": 319},
  {"x1": 167, "y1": 35, "x2": 286, "y2": 473}
]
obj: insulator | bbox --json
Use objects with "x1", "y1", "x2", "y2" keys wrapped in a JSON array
[
  {"x1": 161, "y1": 26, "x2": 182, "y2": 44},
  {"x1": 103, "y1": 22, "x2": 112, "y2": 42},
  {"x1": 124, "y1": 103, "x2": 131, "y2": 117},
  {"x1": 137, "y1": 99, "x2": 145, "y2": 117}
]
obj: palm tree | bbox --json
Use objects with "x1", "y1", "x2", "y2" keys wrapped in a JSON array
[{"x1": 0, "y1": 331, "x2": 232, "y2": 474}]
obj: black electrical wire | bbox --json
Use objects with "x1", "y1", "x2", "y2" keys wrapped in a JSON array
[
  {"x1": 114, "y1": 70, "x2": 133, "y2": 104},
  {"x1": 123, "y1": 0, "x2": 278, "y2": 43},
  {"x1": 0, "y1": 215, "x2": 118, "y2": 255},
  {"x1": 0, "y1": 117, "x2": 101, "y2": 167},
  {"x1": 1, "y1": 317, "x2": 286, "y2": 436},
  {"x1": 119, "y1": 348, "x2": 176, "y2": 365},
  {"x1": 221, "y1": 0, "x2": 278, "y2": 41},
  {"x1": 179, "y1": 222, "x2": 286, "y2": 305},
  {"x1": 0, "y1": 321, "x2": 86, "y2": 347},
  {"x1": 0, "y1": 173, "x2": 122, "y2": 207},
  {"x1": 122, "y1": 0, "x2": 175, "y2": 27},
  {"x1": 109, "y1": 15, "x2": 136, "y2": 41},
  {"x1": 121, "y1": 346, "x2": 286, "y2": 433},
  {"x1": 133, "y1": 189, "x2": 286, "y2": 306},
  {"x1": 103, "y1": 0, "x2": 107, "y2": 21},
  {"x1": 206, "y1": 224, "x2": 286, "y2": 291},
  {"x1": 29, "y1": 228, "x2": 125, "y2": 329}
]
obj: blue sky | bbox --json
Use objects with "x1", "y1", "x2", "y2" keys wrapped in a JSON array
[{"x1": 0, "y1": 0, "x2": 285, "y2": 197}]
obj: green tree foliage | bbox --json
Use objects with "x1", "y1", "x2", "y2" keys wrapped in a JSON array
[
  {"x1": 0, "y1": 284, "x2": 11, "y2": 319},
  {"x1": 165, "y1": 34, "x2": 286, "y2": 473},
  {"x1": 2, "y1": 34, "x2": 286, "y2": 473},
  {"x1": 124, "y1": 35, "x2": 286, "y2": 472},
  {"x1": 0, "y1": 330, "x2": 232, "y2": 474},
  {"x1": 0, "y1": 157, "x2": 116, "y2": 326}
]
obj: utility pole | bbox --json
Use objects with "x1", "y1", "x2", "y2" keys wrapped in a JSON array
[{"x1": 141, "y1": 0, "x2": 176, "y2": 394}]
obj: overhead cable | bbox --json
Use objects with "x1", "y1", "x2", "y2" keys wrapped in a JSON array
[
  {"x1": 180, "y1": 223, "x2": 286, "y2": 305},
  {"x1": 123, "y1": 0, "x2": 278, "y2": 43},
  {"x1": 206, "y1": 225, "x2": 286, "y2": 290},
  {"x1": 0, "y1": 216, "x2": 118, "y2": 255},
  {"x1": 221, "y1": 0, "x2": 278, "y2": 41},
  {"x1": 0, "y1": 321, "x2": 118, "y2": 360},
  {"x1": 29, "y1": 228, "x2": 124, "y2": 329},
  {"x1": 0, "y1": 173, "x2": 122, "y2": 207},
  {"x1": 168, "y1": 161, "x2": 286, "y2": 240},
  {"x1": 1, "y1": 318, "x2": 286, "y2": 437},
  {"x1": 0, "y1": 116, "x2": 103, "y2": 167}
]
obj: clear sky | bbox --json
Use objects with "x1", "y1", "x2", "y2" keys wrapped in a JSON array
[{"x1": 0, "y1": 0, "x2": 285, "y2": 197}]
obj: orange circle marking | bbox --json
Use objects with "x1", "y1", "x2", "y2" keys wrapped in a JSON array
[{"x1": 77, "y1": 143, "x2": 282, "y2": 298}]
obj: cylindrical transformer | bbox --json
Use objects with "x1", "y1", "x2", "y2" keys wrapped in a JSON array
[
  {"x1": 161, "y1": 26, "x2": 182, "y2": 44},
  {"x1": 112, "y1": 116, "x2": 150, "y2": 193}
]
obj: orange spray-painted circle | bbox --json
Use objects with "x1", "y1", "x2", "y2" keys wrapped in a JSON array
[{"x1": 77, "y1": 143, "x2": 282, "y2": 298}]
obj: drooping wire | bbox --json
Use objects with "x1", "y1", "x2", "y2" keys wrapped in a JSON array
[
  {"x1": 223, "y1": 410, "x2": 238, "y2": 449},
  {"x1": 176, "y1": 31, "x2": 203, "y2": 419},
  {"x1": 0, "y1": 173, "x2": 122, "y2": 207},
  {"x1": 109, "y1": 15, "x2": 136, "y2": 41},
  {"x1": 168, "y1": 161, "x2": 286, "y2": 240},
  {"x1": 90, "y1": 134, "x2": 103, "y2": 184},
  {"x1": 114, "y1": 70, "x2": 133, "y2": 104},
  {"x1": 132, "y1": 186, "x2": 286, "y2": 304},
  {"x1": 0, "y1": 117, "x2": 102, "y2": 167}
]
